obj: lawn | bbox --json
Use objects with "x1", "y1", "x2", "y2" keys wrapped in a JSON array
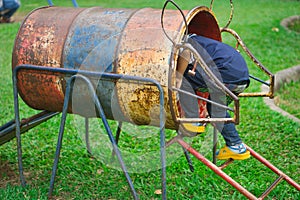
[{"x1": 0, "y1": 0, "x2": 299, "y2": 199}]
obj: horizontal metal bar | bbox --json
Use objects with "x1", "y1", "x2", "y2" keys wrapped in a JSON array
[
  {"x1": 172, "y1": 87, "x2": 234, "y2": 112},
  {"x1": 249, "y1": 74, "x2": 270, "y2": 86},
  {"x1": 177, "y1": 117, "x2": 234, "y2": 123},
  {"x1": 259, "y1": 175, "x2": 284, "y2": 199},
  {"x1": 14, "y1": 65, "x2": 163, "y2": 86}
]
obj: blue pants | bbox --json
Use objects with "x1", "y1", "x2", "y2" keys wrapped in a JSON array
[
  {"x1": 0, "y1": 0, "x2": 20, "y2": 19},
  {"x1": 179, "y1": 75, "x2": 247, "y2": 146}
]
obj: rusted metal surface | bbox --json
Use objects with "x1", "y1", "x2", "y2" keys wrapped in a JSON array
[
  {"x1": 12, "y1": 6, "x2": 219, "y2": 130},
  {"x1": 12, "y1": 6, "x2": 247, "y2": 130},
  {"x1": 220, "y1": 27, "x2": 275, "y2": 98},
  {"x1": 116, "y1": 7, "x2": 188, "y2": 128},
  {"x1": 12, "y1": 7, "x2": 85, "y2": 111},
  {"x1": 168, "y1": 6, "x2": 224, "y2": 126},
  {"x1": 187, "y1": 6, "x2": 222, "y2": 41}
]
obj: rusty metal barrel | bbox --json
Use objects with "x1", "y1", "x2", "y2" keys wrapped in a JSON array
[{"x1": 12, "y1": 6, "x2": 221, "y2": 130}]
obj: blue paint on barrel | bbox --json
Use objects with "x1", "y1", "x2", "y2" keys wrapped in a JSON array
[
  {"x1": 61, "y1": 7, "x2": 138, "y2": 118},
  {"x1": 63, "y1": 7, "x2": 136, "y2": 73}
]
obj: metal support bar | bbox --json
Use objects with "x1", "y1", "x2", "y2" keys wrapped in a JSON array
[
  {"x1": 47, "y1": 74, "x2": 139, "y2": 199},
  {"x1": 111, "y1": 121, "x2": 123, "y2": 159},
  {"x1": 0, "y1": 111, "x2": 58, "y2": 146},
  {"x1": 13, "y1": 65, "x2": 167, "y2": 200},
  {"x1": 85, "y1": 117, "x2": 92, "y2": 155},
  {"x1": 115, "y1": 122, "x2": 122, "y2": 145},
  {"x1": 170, "y1": 135, "x2": 300, "y2": 199},
  {"x1": 13, "y1": 67, "x2": 27, "y2": 187},
  {"x1": 220, "y1": 27, "x2": 275, "y2": 98},
  {"x1": 47, "y1": 0, "x2": 79, "y2": 7},
  {"x1": 176, "y1": 138, "x2": 258, "y2": 200},
  {"x1": 212, "y1": 126, "x2": 218, "y2": 164},
  {"x1": 259, "y1": 176, "x2": 284, "y2": 199},
  {"x1": 245, "y1": 144, "x2": 300, "y2": 191}
]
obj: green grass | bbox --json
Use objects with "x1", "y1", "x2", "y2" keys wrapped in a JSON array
[{"x1": 1, "y1": 0, "x2": 300, "y2": 199}]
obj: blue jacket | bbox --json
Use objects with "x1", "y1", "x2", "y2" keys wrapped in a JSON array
[{"x1": 184, "y1": 35, "x2": 249, "y2": 90}]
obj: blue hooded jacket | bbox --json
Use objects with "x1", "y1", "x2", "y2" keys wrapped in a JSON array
[{"x1": 184, "y1": 35, "x2": 249, "y2": 90}]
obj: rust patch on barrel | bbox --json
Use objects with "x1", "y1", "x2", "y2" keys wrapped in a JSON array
[{"x1": 12, "y1": 7, "x2": 84, "y2": 112}]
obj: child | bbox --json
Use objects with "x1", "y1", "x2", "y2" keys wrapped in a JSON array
[{"x1": 177, "y1": 34, "x2": 250, "y2": 160}]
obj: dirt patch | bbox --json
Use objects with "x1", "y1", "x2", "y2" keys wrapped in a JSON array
[{"x1": 0, "y1": 160, "x2": 20, "y2": 187}]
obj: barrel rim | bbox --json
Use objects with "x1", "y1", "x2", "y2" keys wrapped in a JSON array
[{"x1": 168, "y1": 5, "x2": 221, "y2": 128}]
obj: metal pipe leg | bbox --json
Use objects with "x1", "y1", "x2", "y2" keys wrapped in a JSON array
[
  {"x1": 111, "y1": 121, "x2": 122, "y2": 159},
  {"x1": 182, "y1": 147, "x2": 194, "y2": 172},
  {"x1": 115, "y1": 121, "x2": 122, "y2": 145},
  {"x1": 73, "y1": 75, "x2": 139, "y2": 199},
  {"x1": 213, "y1": 126, "x2": 218, "y2": 164},
  {"x1": 48, "y1": 77, "x2": 73, "y2": 198},
  {"x1": 13, "y1": 68, "x2": 26, "y2": 187},
  {"x1": 85, "y1": 117, "x2": 92, "y2": 155}
]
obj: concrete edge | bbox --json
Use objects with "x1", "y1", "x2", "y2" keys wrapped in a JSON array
[
  {"x1": 261, "y1": 65, "x2": 300, "y2": 124},
  {"x1": 280, "y1": 15, "x2": 300, "y2": 34}
]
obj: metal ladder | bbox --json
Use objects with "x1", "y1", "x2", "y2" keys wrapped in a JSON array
[{"x1": 167, "y1": 131, "x2": 300, "y2": 199}]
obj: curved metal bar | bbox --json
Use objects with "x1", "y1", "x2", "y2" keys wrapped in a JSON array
[
  {"x1": 13, "y1": 64, "x2": 166, "y2": 200},
  {"x1": 223, "y1": 0, "x2": 234, "y2": 29},
  {"x1": 220, "y1": 27, "x2": 275, "y2": 98},
  {"x1": 48, "y1": 74, "x2": 139, "y2": 199},
  {"x1": 161, "y1": 0, "x2": 189, "y2": 45},
  {"x1": 210, "y1": 0, "x2": 234, "y2": 29}
]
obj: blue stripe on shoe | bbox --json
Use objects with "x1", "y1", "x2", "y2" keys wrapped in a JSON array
[{"x1": 228, "y1": 143, "x2": 247, "y2": 154}]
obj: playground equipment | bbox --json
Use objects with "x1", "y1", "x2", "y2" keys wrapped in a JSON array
[{"x1": 1, "y1": 0, "x2": 299, "y2": 199}]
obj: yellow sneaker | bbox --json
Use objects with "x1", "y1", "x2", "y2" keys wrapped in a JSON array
[{"x1": 216, "y1": 145, "x2": 251, "y2": 160}]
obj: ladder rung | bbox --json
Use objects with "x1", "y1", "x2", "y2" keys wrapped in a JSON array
[
  {"x1": 218, "y1": 158, "x2": 234, "y2": 170},
  {"x1": 259, "y1": 175, "x2": 284, "y2": 199}
]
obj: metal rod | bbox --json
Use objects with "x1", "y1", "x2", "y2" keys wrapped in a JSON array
[
  {"x1": 85, "y1": 117, "x2": 92, "y2": 155},
  {"x1": 48, "y1": 74, "x2": 74, "y2": 198},
  {"x1": 12, "y1": 65, "x2": 26, "y2": 187},
  {"x1": 177, "y1": 117, "x2": 234, "y2": 123},
  {"x1": 177, "y1": 138, "x2": 258, "y2": 200},
  {"x1": 177, "y1": 131, "x2": 194, "y2": 172},
  {"x1": 14, "y1": 64, "x2": 167, "y2": 200},
  {"x1": 249, "y1": 74, "x2": 270, "y2": 86},
  {"x1": 218, "y1": 159, "x2": 234, "y2": 170},
  {"x1": 115, "y1": 122, "x2": 122, "y2": 145},
  {"x1": 212, "y1": 126, "x2": 218, "y2": 164},
  {"x1": 0, "y1": 111, "x2": 58, "y2": 145},
  {"x1": 245, "y1": 144, "x2": 300, "y2": 191},
  {"x1": 259, "y1": 176, "x2": 284, "y2": 199},
  {"x1": 47, "y1": 74, "x2": 139, "y2": 199},
  {"x1": 172, "y1": 87, "x2": 234, "y2": 112},
  {"x1": 111, "y1": 121, "x2": 122, "y2": 159},
  {"x1": 182, "y1": 147, "x2": 194, "y2": 172}
]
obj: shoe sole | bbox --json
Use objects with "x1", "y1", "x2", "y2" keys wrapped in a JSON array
[{"x1": 217, "y1": 150, "x2": 251, "y2": 160}]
